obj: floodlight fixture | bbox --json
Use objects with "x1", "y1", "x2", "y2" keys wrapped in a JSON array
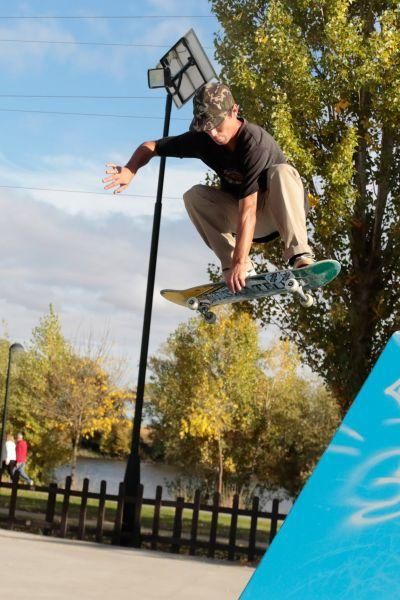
[
  {"x1": 147, "y1": 28, "x2": 217, "y2": 107},
  {"x1": 147, "y1": 65, "x2": 167, "y2": 89}
]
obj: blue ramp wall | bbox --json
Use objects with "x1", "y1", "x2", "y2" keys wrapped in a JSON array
[{"x1": 241, "y1": 332, "x2": 400, "y2": 600}]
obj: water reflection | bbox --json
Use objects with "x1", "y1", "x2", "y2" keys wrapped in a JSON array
[{"x1": 55, "y1": 457, "x2": 292, "y2": 512}]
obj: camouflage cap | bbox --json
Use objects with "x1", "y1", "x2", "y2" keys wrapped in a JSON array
[{"x1": 190, "y1": 82, "x2": 235, "y2": 132}]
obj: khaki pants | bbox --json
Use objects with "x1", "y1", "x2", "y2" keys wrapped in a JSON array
[{"x1": 183, "y1": 163, "x2": 313, "y2": 271}]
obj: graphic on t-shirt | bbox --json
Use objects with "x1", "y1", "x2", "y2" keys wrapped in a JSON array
[{"x1": 222, "y1": 169, "x2": 243, "y2": 185}]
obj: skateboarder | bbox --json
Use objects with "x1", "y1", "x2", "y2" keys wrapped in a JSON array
[{"x1": 103, "y1": 82, "x2": 314, "y2": 293}]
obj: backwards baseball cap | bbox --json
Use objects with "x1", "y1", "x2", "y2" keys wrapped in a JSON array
[{"x1": 190, "y1": 82, "x2": 235, "y2": 132}]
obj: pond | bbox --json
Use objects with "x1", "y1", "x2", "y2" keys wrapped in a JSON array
[{"x1": 55, "y1": 457, "x2": 293, "y2": 512}]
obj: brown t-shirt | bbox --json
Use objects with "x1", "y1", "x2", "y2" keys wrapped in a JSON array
[{"x1": 155, "y1": 118, "x2": 287, "y2": 199}]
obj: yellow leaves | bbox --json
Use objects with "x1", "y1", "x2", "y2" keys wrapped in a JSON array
[
  {"x1": 334, "y1": 99, "x2": 350, "y2": 114},
  {"x1": 255, "y1": 30, "x2": 268, "y2": 45},
  {"x1": 307, "y1": 193, "x2": 320, "y2": 208}
]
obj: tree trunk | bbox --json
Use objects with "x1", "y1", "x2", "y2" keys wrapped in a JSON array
[
  {"x1": 217, "y1": 436, "x2": 224, "y2": 495},
  {"x1": 70, "y1": 434, "x2": 80, "y2": 488}
]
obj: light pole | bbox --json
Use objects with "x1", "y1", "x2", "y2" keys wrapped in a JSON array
[
  {"x1": 122, "y1": 29, "x2": 217, "y2": 544},
  {"x1": 0, "y1": 343, "x2": 24, "y2": 474}
]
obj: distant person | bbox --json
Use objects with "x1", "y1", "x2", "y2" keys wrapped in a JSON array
[
  {"x1": 15, "y1": 432, "x2": 34, "y2": 486},
  {"x1": 3, "y1": 433, "x2": 17, "y2": 479}
]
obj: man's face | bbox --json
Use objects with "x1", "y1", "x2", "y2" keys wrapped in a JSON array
[{"x1": 205, "y1": 106, "x2": 239, "y2": 146}]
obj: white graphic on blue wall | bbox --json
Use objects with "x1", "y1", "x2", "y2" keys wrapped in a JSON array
[{"x1": 342, "y1": 377, "x2": 400, "y2": 526}]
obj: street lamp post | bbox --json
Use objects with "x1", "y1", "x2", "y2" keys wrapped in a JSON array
[
  {"x1": 0, "y1": 343, "x2": 24, "y2": 477},
  {"x1": 122, "y1": 29, "x2": 217, "y2": 544}
]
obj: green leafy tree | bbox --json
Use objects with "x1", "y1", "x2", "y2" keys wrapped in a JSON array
[
  {"x1": 7, "y1": 308, "x2": 72, "y2": 481},
  {"x1": 99, "y1": 419, "x2": 132, "y2": 457},
  {"x1": 148, "y1": 309, "x2": 266, "y2": 493},
  {"x1": 7, "y1": 307, "x2": 128, "y2": 484},
  {"x1": 148, "y1": 309, "x2": 340, "y2": 496},
  {"x1": 211, "y1": 0, "x2": 400, "y2": 410},
  {"x1": 251, "y1": 341, "x2": 340, "y2": 495}
]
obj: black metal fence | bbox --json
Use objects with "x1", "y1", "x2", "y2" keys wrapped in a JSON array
[{"x1": 0, "y1": 476, "x2": 287, "y2": 562}]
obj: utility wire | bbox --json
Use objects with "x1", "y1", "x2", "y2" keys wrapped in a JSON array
[
  {"x1": 0, "y1": 185, "x2": 183, "y2": 200},
  {"x1": 0, "y1": 38, "x2": 202, "y2": 48},
  {"x1": 0, "y1": 94, "x2": 165, "y2": 100},
  {"x1": 0, "y1": 108, "x2": 189, "y2": 120},
  {"x1": 0, "y1": 38, "x2": 214, "y2": 51},
  {"x1": 0, "y1": 15, "x2": 214, "y2": 20}
]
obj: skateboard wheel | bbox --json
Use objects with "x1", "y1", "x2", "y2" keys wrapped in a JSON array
[
  {"x1": 204, "y1": 311, "x2": 217, "y2": 324},
  {"x1": 285, "y1": 278, "x2": 299, "y2": 292},
  {"x1": 300, "y1": 293, "x2": 314, "y2": 308},
  {"x1": 186, "y1": 297, "x2": 199, "y2": 311}
]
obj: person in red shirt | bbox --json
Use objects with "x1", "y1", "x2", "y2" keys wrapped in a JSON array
[{"x1": 16, "y1": 432, "x2": 34, "y2": 486}]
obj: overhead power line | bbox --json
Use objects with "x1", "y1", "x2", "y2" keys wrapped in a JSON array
[
  {"x1": 0, "y1": 108, "x2": 189, "y2": 120},
  {"x1": 0, "y1": 185, "x2": 183, "y2": 200},
  {"x1": 0, "y1": 38, "x2": 183, "y2": 48},
  {"x1": 0, "y1": 38, "x2": 214, "y2": 51},
  {"x1": 0, "y1": 94, "x2": 165, "y2": 100},
  {"x1": 0, "y1": 15, "x2": 214, "y2": 20}
]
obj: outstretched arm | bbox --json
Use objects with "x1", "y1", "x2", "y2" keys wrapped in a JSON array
[{"x1": 103, "y1": 141, "x2": 157, "y2": 194}]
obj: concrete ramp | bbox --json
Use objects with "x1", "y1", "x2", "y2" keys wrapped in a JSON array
[{"x1": 241, "y1": 332, "x2": 400, "y2": 599}]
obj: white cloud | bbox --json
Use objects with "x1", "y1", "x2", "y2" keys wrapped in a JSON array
[
  {"x1": 0, "y1": 21, "x2": 77, "y2": 72},
  {"x1": 0, "y1": 153, "x2": 208, "y2": 219},
  {"x1": 0, "y1": 185, "x2": 216, "y2": 385}
]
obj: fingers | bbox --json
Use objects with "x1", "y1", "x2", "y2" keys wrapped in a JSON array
[
  {"x1": 103, "y1": 163, "x2": 125, "y2": 193},
  {"x1": 113, "y1": 184, "x2": 128, "y2": 195},
  {"x1": 225, "y1": 269, "x2": 246, "y2": 293},
  {"x1": 103, "y1": 180, "x2": 120, "y2": 190},
  {"x1": 226, "y1": 274, "x2": 240, "y2": 294},
  {"x1": 105, "y1": 164, "x2": 121, "y2": 175}
]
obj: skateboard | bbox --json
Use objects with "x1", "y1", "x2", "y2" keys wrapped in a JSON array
[{"x1": 161, "y1": 259, "x2": 341, "y2": 324}]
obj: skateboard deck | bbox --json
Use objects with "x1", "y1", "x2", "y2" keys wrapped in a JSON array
[{"x1": 161, "y1": 259, "x2": 341, "y2": 323}]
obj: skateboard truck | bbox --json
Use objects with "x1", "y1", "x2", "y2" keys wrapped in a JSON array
[
  {"x1": 186, "y1": 297, "x2": 217, "y2": 324},
  {"x1": 284, "y1": 277, "x2": 314, "y2": 307}
]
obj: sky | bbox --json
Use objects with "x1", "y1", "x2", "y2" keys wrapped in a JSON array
[{"x1": 0, "y1": 0, "x2": 233, "y2": 385}]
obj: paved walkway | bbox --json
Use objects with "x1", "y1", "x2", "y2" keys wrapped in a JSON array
[{"x1": 0, "y1": 528, "x2": 254, "y2": 599}]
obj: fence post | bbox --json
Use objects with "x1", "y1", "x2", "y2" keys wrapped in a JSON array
[
  {"x1": 112, "y1": 482, "x2": 125, "y2": 545},
  {"x1": 228, "y1": 494, "x2": 239, "y2": 561},
  {"x1": 60, "y1": 476, "x2": 72, "y2": 538},
  {"x1": 151, "y1": 485, "x2": 162, "y2": 551},
  {"x1": 96, "y1": 480, "x2": 107, "y2": 543},
  {"x1": 247, "y1": 495, "x2": 259, "y2": 562},
  {"x1": 77, "y1": 478, "x2": 89, "y2": 540},
  {"x1": 208, "y1": 492, "x2": 220, "y2": 558},
  {"x1": 8, "y1": 473, "x2": 19, "y2": 529},
  {"x1": 269, "y1": 498, "x2": 280, "y2": 544},
  {"x1": 170, "y1": 496, "x2": 184, "y2": 554},
  {"x1": 131, "y1": 483, "x2": 143, "y2": 548},
  {"x1": 189, "y1": 489, "x2": 201, "y2": 556},
  {"x1": 44, "y1": 482, "x2": 58, "y2": 536}
]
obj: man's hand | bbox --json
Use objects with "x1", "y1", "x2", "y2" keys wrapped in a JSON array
[
  {"x1": 103, "y1": 164, "x2": 134, "y2": 194},
  {"x1": 223, "y1": 263, "x2": 249, "y2": 293}
]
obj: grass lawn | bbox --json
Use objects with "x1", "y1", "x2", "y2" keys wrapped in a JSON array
[{"x1": 0, "y1": 487, "x2": 275, "y2": 547}]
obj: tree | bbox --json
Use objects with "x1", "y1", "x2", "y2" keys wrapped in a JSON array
[
  {"x1": 148, "y1": 309, "x2": 266, "y2": 493},
  {"x1": 99, "y1": 419, "x2": 132, "y2": 457},
  {"x1": 210, "y1": 0, "x2": 400, "y2": 411},
  {"x1": 9, "y1": 307, "x2": 129, "y2": 484},
  {"x1": 148, "y1": 309, "x2": 340, "y2": 496},
  {"x1": 251, "y1": 341, "x2": 340, "y2": 496}
]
